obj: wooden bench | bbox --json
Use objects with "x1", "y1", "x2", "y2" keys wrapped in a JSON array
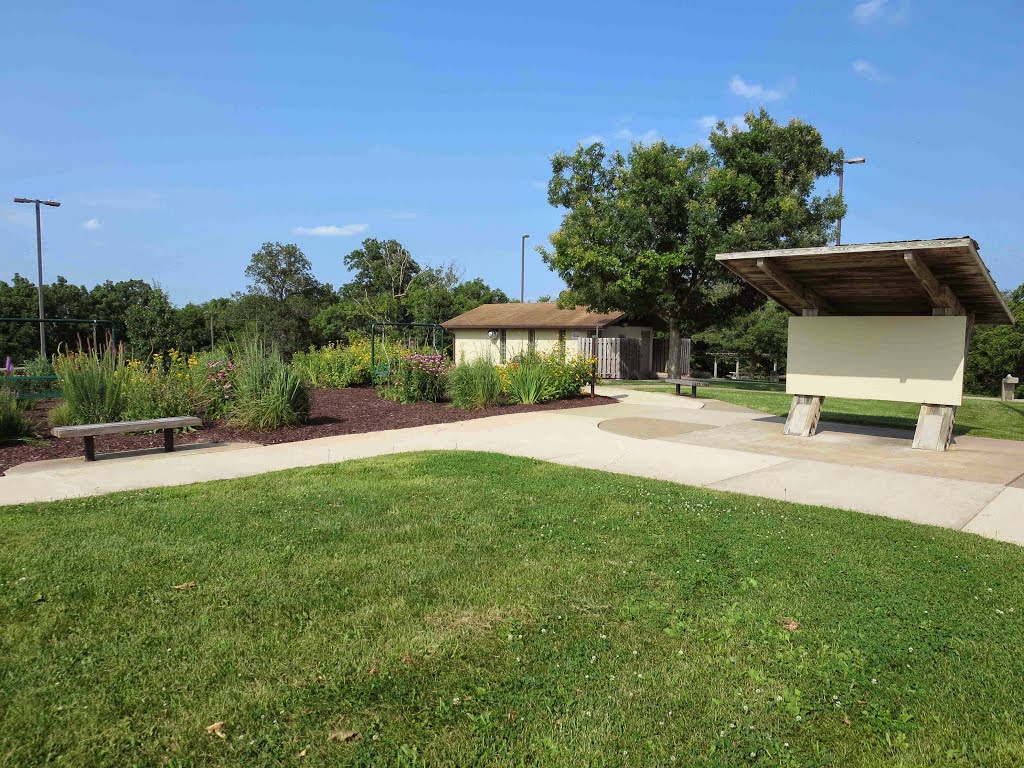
[
  {"x1": 665, "y1": 377, "x2": 710, "y2": 398},
  {"x1": 51, "y1": 416, "x2": 202, "y2": 462}
]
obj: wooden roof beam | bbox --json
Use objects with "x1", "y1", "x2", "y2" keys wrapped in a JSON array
[
  {"x1": 756, "y1": 258, "x2": 834, "y2": 314},
  {"x1": 903, "y1": 252, "x2": 965, "y2": 315}
]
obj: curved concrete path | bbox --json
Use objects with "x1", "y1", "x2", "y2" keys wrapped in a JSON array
[{"x1": 3, "y1": 387, "x2": 1022, "y2": 545}]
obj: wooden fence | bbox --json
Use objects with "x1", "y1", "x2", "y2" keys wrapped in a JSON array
[
  {"x1": 576, "y1": 337, "x2": 642, "y2": 380},
  {"x1": 652, "y1": 338, "x2": 691, "y2": 375}
]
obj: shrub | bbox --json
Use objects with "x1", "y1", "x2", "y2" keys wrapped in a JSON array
[
  {"x1": 230, "y1": 338, "x2": 310, "y2": 430},
  {"x1": 379, "y1": 352, "x2": 450, "y2": 403},
  {"x1": 188, "y1": 349, "x2": 236, "y2": 420},
  {"x1": 54, "y1": 346, "x2": 126, "y2": 424},
  {"x1": 122, "y1": 349, "x2": 201, "y2": 421},
  {"x1": 292, "y1": 338, "x2": 393, "y2": 389},
  {"x1": 0, "y1": 389, "x2": 29, "y2": 442},
  {"x1": 447, "y1": 356, "x2": 503, "y2": 409},
  {"x1": 543, "y1": 354, "x2": 595, "y2": 400}
]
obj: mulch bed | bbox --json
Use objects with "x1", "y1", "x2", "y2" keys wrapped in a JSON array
[{"x1": 1, "y1": 388, "x2": 618, "y2": 475}]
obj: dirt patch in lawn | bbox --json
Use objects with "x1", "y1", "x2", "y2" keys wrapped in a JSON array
[{"x1": 1, "y1": 388, "x2": 617, "y2": 475}]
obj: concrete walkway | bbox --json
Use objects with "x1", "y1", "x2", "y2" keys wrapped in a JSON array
[{"x1": 3, "y1": 387, "x2": 1022, "y2": 545}]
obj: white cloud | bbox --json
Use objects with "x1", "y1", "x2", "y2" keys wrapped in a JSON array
[
  {"x1": 696, "y1": 115, "x2": 747, "y2": 131},
  {"x1": 729, "y1": 76, "x2": 787, "y2": 102},
  {"x1": 615, "y1": 127, "x2": 660, "y2": 144},
  {"x1": 852, "y1": 0, "x2": 885, "y2": 23},
  {"x1": 852, "y1": 0, "x2": 908, "y2": 24},
  {"x1": 852, "y1": 58, "x2": 883, "y2": 80},
  {"x1": 292, "y1": 224, "x2": 367, "y2": 237},
  {"x1": 579, "y1": 134, "x2": 604, "y2": 146},
  {"x1": 83, "y1": 218, "x2": 101, "y2": 231}
]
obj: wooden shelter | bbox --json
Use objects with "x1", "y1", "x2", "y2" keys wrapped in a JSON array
[{"x1": 716, "y1": 237, "x2": 1014, "y2": 451}]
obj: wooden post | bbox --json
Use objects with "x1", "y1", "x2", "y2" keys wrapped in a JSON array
[
  {"x1": 163, "y1": 428, "x2": 175, "y2": 453},
  {"x1": 83, "y1": 436, "x2": 96, "y2": 462}
]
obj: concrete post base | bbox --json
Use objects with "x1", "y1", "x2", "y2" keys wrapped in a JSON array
[
  {"x1": 783, "y1": 395, "x2": 823, "y2": 437},
  {"x1": 912, "y1": 404, "x2": 956, "y2": 451}
]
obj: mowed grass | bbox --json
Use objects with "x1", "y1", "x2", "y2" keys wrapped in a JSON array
[
  {"x1": 3, "y1": 452, "x2": 1024, "y2": 766},
  {"x1": 616, "y1": 380, "x2": 1024, "y2": 441}
]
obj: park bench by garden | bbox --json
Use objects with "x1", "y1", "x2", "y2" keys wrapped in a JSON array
[
  {"x1": 51, "y1": 416, "x2": 202, "y2": 462},
  {"x1": 665, "y1": 377, "x2": 709, "y2": 398}
]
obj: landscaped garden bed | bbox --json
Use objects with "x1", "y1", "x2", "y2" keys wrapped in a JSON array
[
  {"x1": 0, "y1": 388, "x2": 615, "y2": 474},
  {"x1": 0, "y1": 338, "x2": 608, "y2": 473}
]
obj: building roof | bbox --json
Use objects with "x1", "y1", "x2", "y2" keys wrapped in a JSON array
[
  {"x1": 715, "y1": 237, "x2": 1014, "y2": 325},
  {"x1": 441, "y1": 303, "x2": 627, "y2": 330}
]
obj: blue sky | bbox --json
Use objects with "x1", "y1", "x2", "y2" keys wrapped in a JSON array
[{"x1": 2, "y1": 0, "x2": 1022, "y2": 306}]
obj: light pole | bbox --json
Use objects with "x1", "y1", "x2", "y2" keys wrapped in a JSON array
[
  {"x1": 836, "y1": 157, "x2": 865, "y2": 245},
  {"x1": 13, "y1": 197, "x2": 61, "y2": 358},
  {"x1": 520, "y1": 233, "x2": 530, "y2": 302}
]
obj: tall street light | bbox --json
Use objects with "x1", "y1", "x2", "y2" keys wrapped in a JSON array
[
  {"x1": 520, "y1": 233, "x2": 530, "y2": 302},
  {"x1": 13, "y1": 197, "x2": 61, "y2": 358},
  {"x1": 836, "y1": 157, "x2": 865, "y2": 246}
]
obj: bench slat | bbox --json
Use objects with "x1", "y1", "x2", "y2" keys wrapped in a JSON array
[
  {"x1": 52, "y1": 416, "x2": 201, "y2": 439},
  {"x1": 664, "y1": 378, "x2": 709, "y2": 387}
]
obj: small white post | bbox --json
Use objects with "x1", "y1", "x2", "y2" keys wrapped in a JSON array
[{"x1": 713, "y1": 358, "x2": 718, "y2": 378}]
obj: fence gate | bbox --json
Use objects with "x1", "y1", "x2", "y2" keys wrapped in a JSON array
[
  {"x1": 576, "y1": 337, "x2": 643, "y2": 380},
  {"x1": 652, "y1": 338, "x2": 691, "y2": 375}
]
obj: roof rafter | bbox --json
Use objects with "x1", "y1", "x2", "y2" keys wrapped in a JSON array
[
  {"x1": 756, "y1": 258, "x2": 835, "y2": 314},
  {"x1": 903, "y1": 253, "x2": 966, "y2": 315}
]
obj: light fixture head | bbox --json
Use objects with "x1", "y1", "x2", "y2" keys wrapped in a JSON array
[{"x1": 844, "y1": 157, "x2": 866, "y2": 164}]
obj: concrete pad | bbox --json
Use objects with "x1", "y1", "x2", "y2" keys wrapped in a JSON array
[
  {"x1": 597, "y1": 417, "x2": 715, "y2": 439},
  {"x1": 961, "y1": 488, "x2": 1024, "y2": 544},
  {"x1": 710, "y1": 459, "x2": 1003, "y2": 529}
]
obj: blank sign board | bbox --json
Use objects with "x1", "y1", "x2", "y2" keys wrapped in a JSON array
[{"x1": 786, "y1": 316, "x2": 967, "y2": 406}]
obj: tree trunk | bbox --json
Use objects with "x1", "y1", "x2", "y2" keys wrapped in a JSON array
[{"x1": 667, "y1": 324, "x2": 684, "y2": 378}]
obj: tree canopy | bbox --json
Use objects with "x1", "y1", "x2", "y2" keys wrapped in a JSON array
[{"x1": 542, "y1": 109, "x2": 844, "y2": 375}]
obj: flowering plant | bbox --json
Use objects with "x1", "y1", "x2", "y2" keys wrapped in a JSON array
[{"x1": 379, "y1": 351, "x2": 451, "y2": 403}]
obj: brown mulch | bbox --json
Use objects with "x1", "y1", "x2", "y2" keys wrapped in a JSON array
[{"x1": 1, "y1": 388, "x2": 618, "y2": 475}]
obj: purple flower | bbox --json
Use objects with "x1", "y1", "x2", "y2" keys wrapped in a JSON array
[{"x1": 4, "y1": 356, "x2": 11, "y2": 374}]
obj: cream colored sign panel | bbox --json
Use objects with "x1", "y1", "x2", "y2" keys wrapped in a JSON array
[{"x1": 786, "y1": 316, "x2": 967, "y2": 406}]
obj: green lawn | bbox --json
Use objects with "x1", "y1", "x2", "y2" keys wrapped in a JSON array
[
  {"x1": 3, "y1": 452, "x2": 1024, "y2": 766},
  {"x1": 615, "y1": 380, "x2": 1024, "y2": 441}
]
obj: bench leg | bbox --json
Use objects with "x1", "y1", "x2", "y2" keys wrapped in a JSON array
[
  {"x1": 83, "y1": 436, "x2": 96, "y2": 462},
  {"x1": 691, "y1": 384, "x2": 697, "y2": 398},
  {"x1": 163, "y1": 428, "x2": 175, "y2": 453},
  {"x1": 675, "y1": 383, "x2": 681, "y2": 396}
]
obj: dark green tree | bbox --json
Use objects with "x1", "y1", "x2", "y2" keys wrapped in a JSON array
[
  {"x1": 542, "y1": 110, "x2": 844, "y2": 376},
  {"x1": 965, "y1": 284, "x2": 1023, "y2": 395},
  {"x1": 240, "y1": 242, "x2": 328, "y2": 353}
]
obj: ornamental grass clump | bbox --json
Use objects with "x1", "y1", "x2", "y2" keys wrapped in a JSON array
[
  {"x1": 0, "y1": 388, "x2": 29, "y2": 442},
  {"x1": 447, "y1": 355, "x2": 503, "y2": 409},
  {"x1": 502, "y1": 351, "x2": 554, "y2": 405},
  {"x1": 229, "y1": 337, "x2": 309, "y2": 430},
  {"x1": 54, "y1": 345, "x2": 126, "y2": 424}
]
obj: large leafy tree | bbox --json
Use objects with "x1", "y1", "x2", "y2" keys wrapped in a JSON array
[
  {"x1": 405, "y1": 264, "x2": 509, "y2": 325},
  {"x1": 336, "y1": 238, "x2": 422, "y2": 326},
  {"x1": 542, "y1": 109, "x2": 844, "y2": 375},
  {"x1": 240, "y1": 242, "x2": 328, "y2": 353}
]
